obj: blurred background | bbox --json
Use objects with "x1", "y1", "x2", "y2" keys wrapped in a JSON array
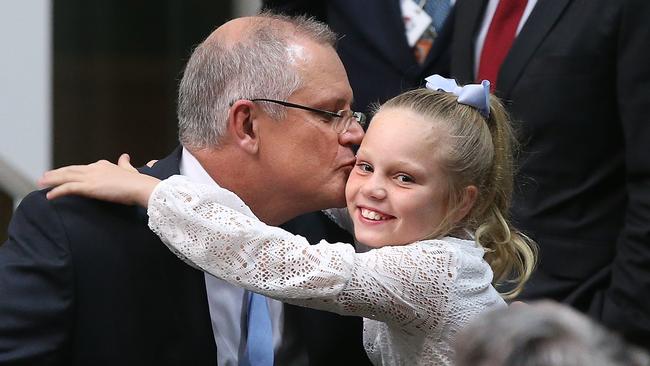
[{"x1": 0, "y1": 0, "x2": 262, "y2": 242}]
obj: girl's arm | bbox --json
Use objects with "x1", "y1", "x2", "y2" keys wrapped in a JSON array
[
  {"x1": 40, "y1": 156, "x2": 467, "y2": 334},
  {"x1": 151, "y1": 175, "x2": 462, "y2": 335}
]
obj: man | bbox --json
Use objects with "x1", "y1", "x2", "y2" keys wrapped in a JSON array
[
  {"x1": 0, "y1": 13, "x2": 371, "y2": 365},
  {"x1": 444, "y1": 0, "x2": 650, "y2": 347}
]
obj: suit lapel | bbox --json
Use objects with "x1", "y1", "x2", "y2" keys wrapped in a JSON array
[
  {"x1": 451, "y1": 0, "x2": 488, "y2": 83},
  {"x1": 497, "y1": 0, "x2": 572, "y2": 97}
]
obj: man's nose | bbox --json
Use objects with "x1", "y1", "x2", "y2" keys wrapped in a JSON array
[{"x1": 339, "y1": 120, "x2": 365, "y2": 146}]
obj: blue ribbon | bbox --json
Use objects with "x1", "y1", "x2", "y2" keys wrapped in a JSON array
[{"x1": 424, "y1": 74, "x2": 491, "y2": 117}]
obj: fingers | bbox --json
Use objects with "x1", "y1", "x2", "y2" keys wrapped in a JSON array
[
  {"x1": 118, "y1": 153, "x2": 130, "y2": 166},
  {"x1": 118, "y1": 153, "x2": 153, "y2": 170},
  {"x1": 45, "y1": 182, "x2": 87, "y2": 200},
  {"x1": 38, "y1": 159, "x2": 116, "y2": 197},
  {"x1": 117, "y1": 153, "x2": 138, "y2": 172},
  {"x1": 38, "y1": 156, "x2": 142, "y2": 202},
  {"x1": 38, "y1": 165, "x2": 87, "y2": 188}
]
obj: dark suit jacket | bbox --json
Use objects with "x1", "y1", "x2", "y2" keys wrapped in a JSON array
[
  {"x1": 0, "y1": 147, "x2": 369, "y2": 365},
  {"x1": 448, "y1": 0, "x2": 650, "y2": 347},
  {"x1": 263, "y1": 0, "x2": 451, "y2": 114}
]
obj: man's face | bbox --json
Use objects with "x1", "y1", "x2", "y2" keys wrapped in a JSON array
[{"x1": 258, "y1": 41, "x2": 364, "y2": 212}]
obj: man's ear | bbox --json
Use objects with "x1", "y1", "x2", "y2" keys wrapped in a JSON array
[
  {"x1": 228, "y1": 100, "x2": 261, "y2": 154},
  {"x1": 454, "y1": 185, "x2": 478, "y2": 223}
]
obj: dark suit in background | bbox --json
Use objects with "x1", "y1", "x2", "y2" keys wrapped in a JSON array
[
  {"x1": 0, "y1": 148, "x2": 369, "y2": 365},
  {"x1": 447, "y1": 0, "x2": 650, "y2": 347},
  {"x1": 263, "y1": 0, "x2": 451, "y2": 115}
]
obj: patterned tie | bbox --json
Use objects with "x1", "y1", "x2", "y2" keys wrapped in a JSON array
[
  {"x1": 414, "y1": 0, "x2": 451, "y2": 64},
  {"x1": 240, "y1": 292, "x2": 274, "y2": 366},
  {"x1": 477, "y1": 0, "x2": 527, "y2": 90}
]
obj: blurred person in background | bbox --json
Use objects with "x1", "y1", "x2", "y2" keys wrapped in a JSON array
[{"x1": 455, "y1": 301, "x2": 650, "y2": 366}]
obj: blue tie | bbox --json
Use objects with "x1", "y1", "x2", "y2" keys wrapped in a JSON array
[
  {"x1": 414, "y1": 0, "x2": 452, "y2": 64},
  {"x1": 424, "y1": 0, "x2": 451, "y2": 32},
  {"x1": 240, "y1": 292, "x2": 274, "y2": 366}
]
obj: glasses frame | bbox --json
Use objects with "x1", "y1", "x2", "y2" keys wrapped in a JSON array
[{"x1": 242, "y1": 98, "x2": 367, "y2": 133}]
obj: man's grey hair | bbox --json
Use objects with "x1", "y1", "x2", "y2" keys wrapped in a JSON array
[
  {"x1": 454, "y1": 301, "x2": 650, "y2": 366},
  {"x1": 177, "y1": 12, "x2": 337, "y2": 150}
]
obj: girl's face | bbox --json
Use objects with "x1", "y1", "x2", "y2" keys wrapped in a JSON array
[{"x1": 345, "y1": 107, "x2": 451, "y2": 248}]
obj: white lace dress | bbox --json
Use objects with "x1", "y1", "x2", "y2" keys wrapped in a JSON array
[{"x1": 147, "y1": 176, "x2": 506, "y2": 366}]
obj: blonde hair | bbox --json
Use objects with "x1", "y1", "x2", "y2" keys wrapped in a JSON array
[{"x1": 380, "y1": 88, "x2": 537, "y2": 299}]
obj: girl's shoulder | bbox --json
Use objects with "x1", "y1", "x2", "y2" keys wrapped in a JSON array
[
  {"x1": 414, "y1": 237, "x2": 491, "y2": 276},
  {"x1": 415, "y1": 236, "x2": 485, "y2": 257}
]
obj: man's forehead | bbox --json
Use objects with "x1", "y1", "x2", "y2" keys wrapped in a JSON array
[
  {"x1": 284, "y1": 38, "x2": 353, "y2": 104},
  {"x1": 286, "y1": 43, "x2": 308, "y2": 65}
]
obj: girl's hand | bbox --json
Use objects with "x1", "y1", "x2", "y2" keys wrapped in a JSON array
[{"x1": 38, "y1": 153, "x2": 160, "y2": 207}]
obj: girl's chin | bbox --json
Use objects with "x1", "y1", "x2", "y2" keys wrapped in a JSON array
[{"x1": 353, "y1": 231, "x2": 385, "y2": 248}]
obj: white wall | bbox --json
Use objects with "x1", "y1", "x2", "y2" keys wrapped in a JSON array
[{"x1": 0, "y1": 0, "x2": 51, "y2": 186}]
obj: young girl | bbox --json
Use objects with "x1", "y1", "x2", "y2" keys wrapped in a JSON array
[{"x1": 40, "y1": 75, "x2": 536, "y2": 366}]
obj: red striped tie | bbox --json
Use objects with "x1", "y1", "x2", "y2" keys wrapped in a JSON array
[{"x1": 477, "y1": 0, "x2": 527, "y2": 91}]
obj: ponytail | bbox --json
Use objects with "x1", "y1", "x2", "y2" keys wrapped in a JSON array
[{"x1": 474, "y1": 96, "x2": 537, "y2": 299}]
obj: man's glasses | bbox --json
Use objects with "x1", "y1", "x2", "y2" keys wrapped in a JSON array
[{"x1": 246, "y1": 98, "x2": 367, "y2": 134}]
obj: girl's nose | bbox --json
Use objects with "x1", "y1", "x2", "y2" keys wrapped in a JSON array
[{"x1": 360, "y1": 177, "x2": 387, "y2": 200}]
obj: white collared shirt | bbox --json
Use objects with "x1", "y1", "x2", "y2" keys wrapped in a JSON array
[{"x1": 179, "y1": 147, "x2": 285, "y2": 366}]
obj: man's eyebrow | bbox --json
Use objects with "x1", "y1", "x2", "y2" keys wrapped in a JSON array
[
  {"x1": 307, "y1": 94, "x2": 354, "y2": 110},
  {"x1": 329, "y1": 97, "x2": 355, "y2": 109}
]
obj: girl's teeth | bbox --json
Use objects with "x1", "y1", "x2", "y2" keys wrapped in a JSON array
[{"x1": 361, "y1": 208, "x2": 386, "y2": 221}]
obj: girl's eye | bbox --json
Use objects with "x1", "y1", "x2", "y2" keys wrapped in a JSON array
[
  {"x1": 396, "y1": 174, "x2": 414, "y2": 183},
  {"x1": 356, "y1": 163, "x2": 373, "y2": 173}
]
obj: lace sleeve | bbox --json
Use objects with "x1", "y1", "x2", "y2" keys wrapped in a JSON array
[{"x1": 148, "y1": 175, "x2": 461, "y2": 334}]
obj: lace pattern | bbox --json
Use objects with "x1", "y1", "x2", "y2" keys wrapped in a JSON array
[{"x1": 148, "y1": 176, "x2": 506, "y2": 365}]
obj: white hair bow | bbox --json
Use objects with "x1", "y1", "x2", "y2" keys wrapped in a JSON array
[{"x1": 424, "y1": 74, "x2": 491, "y2": 118}]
